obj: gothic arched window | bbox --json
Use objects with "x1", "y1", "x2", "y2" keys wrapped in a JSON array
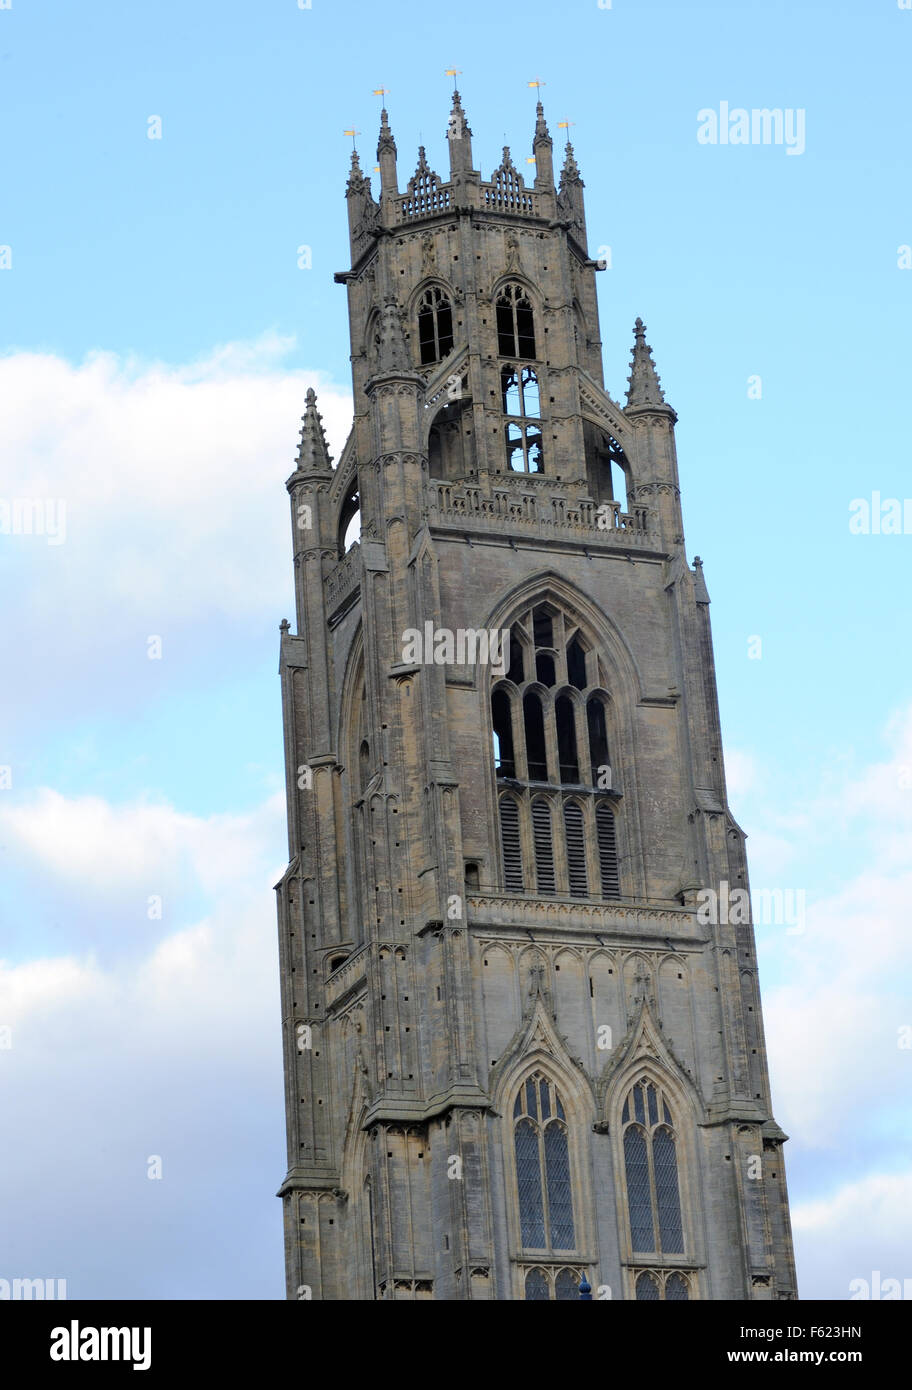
[
  {"x1": 523, "y1": 1265, "x2": 584, "y2": 1301},
  {"x1": 491, "y1": 604, "x2": 622, "y2": 899},
  {"x1": 635, "y1": 1270, "x2": 690, "y2": 1301},
  {"x1": 514, "y1": 1072, "x2": 575, "y2": 1253},
  {"x1": 417, "y1": 286, "x2": 454, "y2": 365},
  {"x1": 622, "y1": 1078, "x2": 685, "y2": 1256},
  {"x1": 501, "y1": 364, "x2": 543, "y2": 473},
  {"x1": 496, "y1": 283, "x2": 536, "y2": 359}
]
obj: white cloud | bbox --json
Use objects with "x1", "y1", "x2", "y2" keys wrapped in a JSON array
[
  {"x1": 0, "y1": 787, "x2": 285, "y2": 897},
  {"x1": 0, "y1": 787, "x2": 287, "y2": 1298},
  {"x1": 0, "y1": 339, "x2": 352, "y2": 628},
  {"x1": 791, "y1": 1173, "x2": 912, "y2": 1299}
]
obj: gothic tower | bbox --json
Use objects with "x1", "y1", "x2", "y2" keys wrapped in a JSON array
[{"x1": 274, "y1": 94, "x2": 797, "y2": 1301}]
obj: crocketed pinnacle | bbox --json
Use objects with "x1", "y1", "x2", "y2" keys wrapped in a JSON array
[
  {"x1": 295, "y1": 388, "x2": 333, "y2": 472},
  {"x1": 345, "y1": 148, "x2": 366, "y2": 197},
  {"x1": 626, "y1": 317, "x2": 667, "y2": 408},
  {"x1": 560, "y1": 140, "x2": 581, "y2": 184}
]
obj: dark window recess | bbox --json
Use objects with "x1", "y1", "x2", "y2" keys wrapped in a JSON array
[
  {"x1": 536, "y1": 653, "x2": 556, "y2": 686},
  {"x1": 507, "y1": 633, "x2": 525, "y2": 684},
  {"x1": 492, "y1": 689, "x2": 516, "y2": 778},
  {"x1": 587, "y1": 698, "x2": 609, "y2": 784},
  {"x1": 523, "y1": 692, "x2": 548, "y2": 781},
  {"x1": 532, "y1": 607, "x2": 553, "y2": 648},
  {"x1": 567, "y1": 638, "x2": 587, "y2": 690},
  {"x1": 555, "y1": 695, "x2": 580, "y2": 783},
  {"x1": 496, "y1": 284, "x2": 536, "y2": 359},
  {"x1": 417, "y1": 287, "x2": 454, "y2": 365}
]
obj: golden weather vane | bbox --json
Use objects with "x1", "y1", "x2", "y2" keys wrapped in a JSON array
[
  {"x1": 343, "y1": 128, "x2": 361, "y2": 150},
  {"x1": 445, "y1": 67, "x2": 462, "y2": 90},
  {"x1": 557, "y1": 119, "x2": 575, "y2": 144}
]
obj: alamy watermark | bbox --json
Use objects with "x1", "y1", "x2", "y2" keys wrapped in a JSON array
[
  {"x1": 697, "y1": 880, "x2": 806, "y2": 934},
  {"x1": 849, "y1": 493, "x2": 912, "y2": 535},
  {"x1": 0, "y1": 499, "x2": 66, "y2": 545},
  {"x1": 697, "y1": 102, "x2": 806, "y2": 156},
  {"x1": 401, "y1": 624, "x2": 510, "y2": 677}
]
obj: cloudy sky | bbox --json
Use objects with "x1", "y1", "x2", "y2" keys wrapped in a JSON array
[{"x1": 2, "y1": 0, "x2": 910, "y2": 1299}]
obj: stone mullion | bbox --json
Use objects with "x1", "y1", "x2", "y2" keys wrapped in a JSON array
[
  {"x1": 583, "y1": 798, "x2": 600, "y2": 901},
  {"x1": 572, "y1": 691, "x2": 589, "y2": 788},
  {"x1": 551, "y1": 794, "x2": 569, "y2": 896},
  {"x1": 511, "y1": 687, "x2": 528, "y2": 781},
  {"x1": 517, "y1": 791, "x2": 536, "y2": 894},
  {"x1": 542, "y1": 690, "x2": 559, "y2": 786}
]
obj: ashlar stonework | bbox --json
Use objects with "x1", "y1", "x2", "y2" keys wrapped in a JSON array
[{"x1": 274, "y1": 93, "x2": 798, "y2": 1302}]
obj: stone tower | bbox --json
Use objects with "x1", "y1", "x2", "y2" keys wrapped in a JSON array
[{"x1": 274, "y1": 94, "x2": 797, "y2": 1301}]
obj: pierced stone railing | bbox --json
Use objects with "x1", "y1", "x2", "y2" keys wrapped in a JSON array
[
  {"x1": 324, "y1": 543, "x2": 361, "y2": 615},
  {"x1": 394, "y1": 179, "x2": 542, "y2": 224},
  {"x1": 427, "y1": 481, "x2": 652, "y2": 544}
]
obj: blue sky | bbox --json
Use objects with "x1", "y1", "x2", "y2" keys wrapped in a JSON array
[{"x1": 1, "y1": 0, "x2": 911, "y2": 1300}]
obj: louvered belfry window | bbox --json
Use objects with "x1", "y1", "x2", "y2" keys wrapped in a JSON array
[
  {"x1": 514, "y1": 1073, "x2": 575, "y2": 1254},
  {"x1": 492, "y1": 604, "x2": 621, "y2": 898},
  {"x1": 563, "y1": 802, "x2": 588, "y2": 898},
  {"x1": 596, "y1": 802, "x2": 620, "y2": 898},
  {"x1": 531, "y1": 798, "x2": 555, "y2": 894},
  {"x1": 621, "y1": 1078, "x2": 685, "y2": 1257},
  {"x1": 499, "y1": 796, "x2": 523, "y2": 892}
]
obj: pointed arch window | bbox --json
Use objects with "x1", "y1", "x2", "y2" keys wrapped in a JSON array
[
  {"x1": 496, "y1": 283, "x2": 536, "y2": 359},
  {"x1": 523, "y1": 1266, "x2": 584, "y2": 1301},
  {"x1": 514, "y1": 1072, "x2": 575, "y2": 1253},
  {"x1": 502, "y1": 365, "x2": 543, "y2": 472},
  {"x1": 635, "y1": 1270, "x2": 690, "y2": 1301},
  {"x1": 491, "y1": 604, "x2": 623, "y2": 899},
  {"x1": 621, "y1": 1078, "x2": 684, "y2": 1256},
  {"x1": 417, "y1": 286, "x2": 454, "y2": 365}
]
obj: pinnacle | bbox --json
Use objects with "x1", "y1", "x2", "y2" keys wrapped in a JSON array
[
  {"x1": 626, "y1": 317, "x2": 668, "y2": 408},
  {"x1": 345, "y1": 148, "x2": 366, "y2": 196},
  {"x1": 295, "y1": 388, "x2": 333, "y2": 473},
  {"x1": 560, "y1": 140, "x2": 580, "y2": 183},
  {"x1": 447, "y1": 88, "x2": 472, "y2": 143},
  {"x1": 377, "y1": 106, "x2": 396, "y2": 154},
  {"x1": 534, "y1": 99, "x2": 550, "y2": 143}
]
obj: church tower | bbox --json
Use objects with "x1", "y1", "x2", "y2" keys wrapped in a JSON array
[{"x1": 274, "y1": 93, "x2": 797, "y2": 1301}]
